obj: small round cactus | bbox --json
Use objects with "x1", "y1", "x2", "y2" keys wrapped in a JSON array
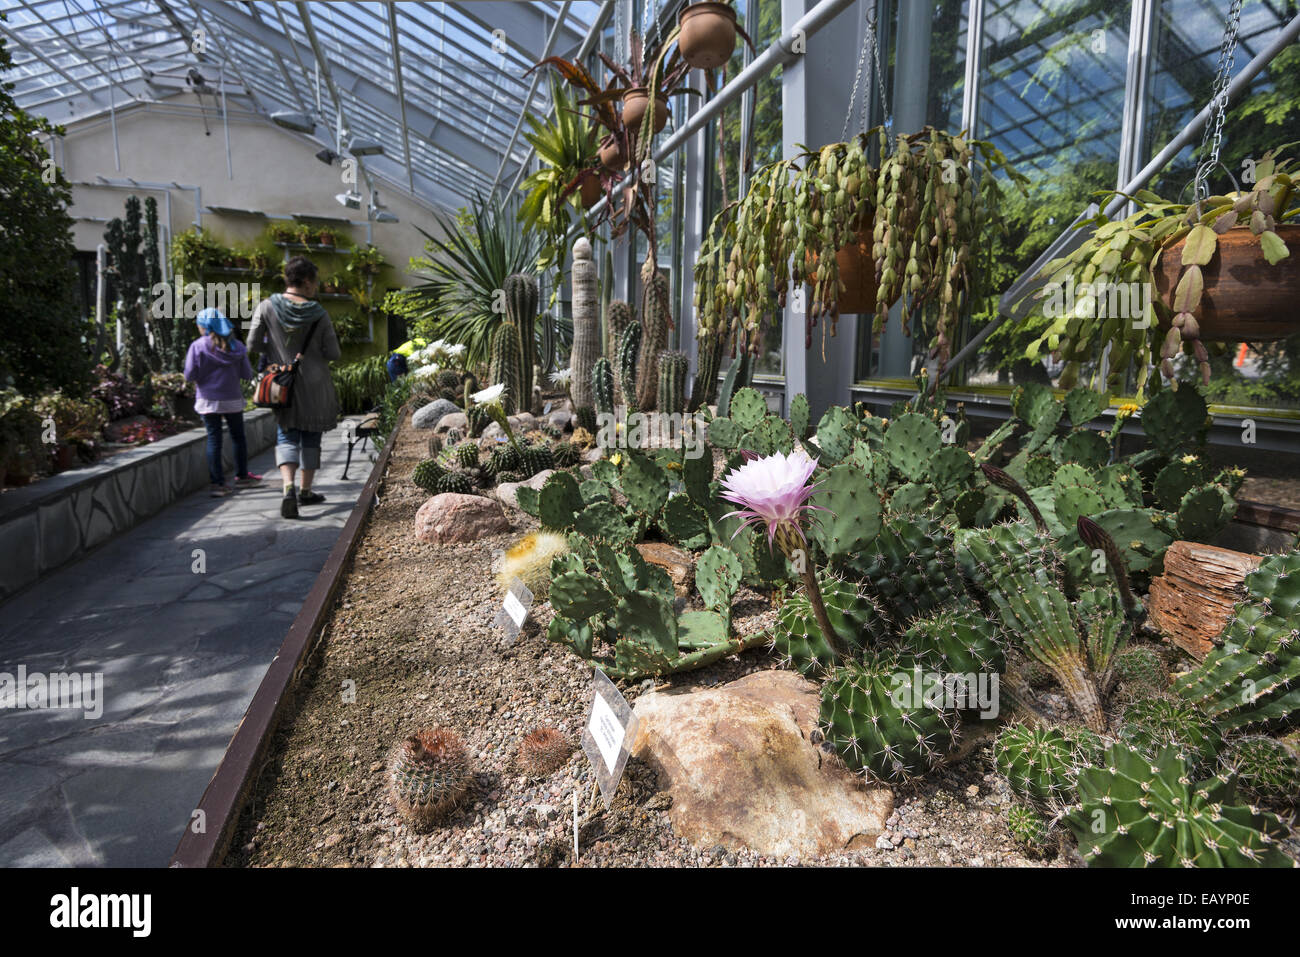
[
  {"x1": 517, "y1": 727, "x2": 573, "y2": 776},
  {"x1": 412, "y1": 458, "x2": 445, "y2": 493},
  {"x1": 1006, "y1": 802, "x2": 1053, "y2": 854},
  {"x1": 455, "y1": 441, "x2": 479, "y2": 469},
  {"x1": 1221, "y1": 735, "x2": 1300, "y2": 808},
  {"x1": 993, "y1": 723, "x2": 1102, "y2": 811},
  {"x1": 388, "y1": 727, "x2": 472, "y2": 828},
  {"x1": 436, "y1": 471, "x2": 473, "y2": 495},
  {"x1": 1119, "y1": 696, "x2": 1222, "y2": 772},
  {"x1": 1112, "y1": 645, "x2": 1169, "y2": 693},
  {"x1": 520, "y1": 443, "x2": 554, "y2": 477},
  {"x1": 553, "y1": 441, "x2": 580, "y2": 468}
]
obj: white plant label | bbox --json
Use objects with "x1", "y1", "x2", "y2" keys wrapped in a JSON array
[
  {"x1": 580, "y1": 669, "x2": 638, "y2": 808},
  {"x1": 493, "y1": 575, "x2": 533, "y2": 643}
]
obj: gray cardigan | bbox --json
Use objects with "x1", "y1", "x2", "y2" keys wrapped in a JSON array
[{"x1": 247, "y1": 297, "x2": 342, "y2": 434}]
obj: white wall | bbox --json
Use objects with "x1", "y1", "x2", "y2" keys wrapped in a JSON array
[{"x1": 58, "y1": 94, "x2": 445, "y2": 284}]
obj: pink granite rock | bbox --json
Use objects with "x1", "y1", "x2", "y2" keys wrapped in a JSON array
[{"x1": 414, "y1": 493, "x2": 510, "y2": 544}]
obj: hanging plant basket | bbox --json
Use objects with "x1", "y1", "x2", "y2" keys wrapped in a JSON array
[
  {"x1": 578, "y1": 172, "x2": 603, "y2": 209},
  {"x1": 1154, "y1": 223, "x2": 1300, "y2": 342},
  {"x1": 622, "y1": 87, "x2": 669, "y2": 135},
  {"x1": 678, "y1": 2, "x2": 738, "y2": 70},
  {"x1": 806, "y1": 232, "x2": 884, "y2": 316}
]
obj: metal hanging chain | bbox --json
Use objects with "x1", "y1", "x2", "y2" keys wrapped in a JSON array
[
  {"x1": 1192, "y1": 0, "x2": 1244, "y2": 205},
  {"x1": 842, "y1": 6, "x2": 891, "y2": 142}
]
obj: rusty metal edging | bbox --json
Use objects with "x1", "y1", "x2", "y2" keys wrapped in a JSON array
[{"x1": 169, "y1": 414, "x2": 406, "y2": 868}]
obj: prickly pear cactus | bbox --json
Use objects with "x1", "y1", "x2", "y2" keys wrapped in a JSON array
[
  {"x1": 819, "y1": 650, "x2": 960, "y2": 783},
  {"x1": 1065, "y1": 743, "x2": 1295, "y2": 867}
]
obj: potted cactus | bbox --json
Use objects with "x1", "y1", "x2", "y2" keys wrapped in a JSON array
[{"x1": 1017, "y1": 146, "x2": 1300, "y2": 394}]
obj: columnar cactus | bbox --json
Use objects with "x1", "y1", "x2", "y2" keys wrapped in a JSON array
[
  {"x1": 503, "y1": 273, "x2": 539, "y2": 402},
  {"x1": 569, "y1": 236, "x2": 599, "y2": 414},
  {"x1": 388, "y1": 727, "x2": 473, "y2": 827},
  {"x1": 636, "y1": 258, "x2": 671, "y2": 411},
  {"x1": 690, "y1": 337, "x2": 724, "y2": 412},
  {"x1": 616, "y1": 322, "x2": 641, "y2": 412},
  {"x1": 819, "y1": 650, "x2": 960, "y2": 783},
  {"x1": 656, "y1": 350, "x2": 689, "y2": 415},
  {"x1": 592, "y1": 357, "x2": 615, "y2": 420},
  {"x1": 1065, "y1": 743, "x2": 1294, "y2": 867},
  {"x1": 488, "y1": 320, "x2": 523, "y2": 415},
  {"x1": 605, "y1": 299, "x2": 634, "y2": 370}
]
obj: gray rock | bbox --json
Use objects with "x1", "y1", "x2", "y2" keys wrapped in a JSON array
[
  {"x1": 546, "y1": 410, "x2": 573, "y2": 432},
  {"x1": 494, "y1": 470, "x2": 555, "y2": 510},
  {"x1": 412, "y1": 399, "x2": 459, "y2": 431},
  {"x1": 434, "y1": 411, "x2": 468, "y2": 434}
]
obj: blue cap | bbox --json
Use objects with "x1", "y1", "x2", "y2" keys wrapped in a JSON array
[{"x1": 197, "y1": 308, "x2": 234, "y2": 338}]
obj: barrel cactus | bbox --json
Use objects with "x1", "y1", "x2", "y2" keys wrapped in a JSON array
[
  {"x1": 1065, "y1": 743, "x2": 1295, "y2": 867},
  {"x1": 436, "y1": 472, "x2": 473, "y2": 495},
  {"x1": 553, "y1": 441, "x2": 580, "y2": 468},
  {"x1": 454, "y1": 442, "x2": 479, "y2": 469},
  {"x1": 819, "y1": 650, "x2": 960, "y2": 783},
  {"x1": 1118, "y1": 696, "x2": 1222, "y2": 772},
  {"x1": 388, "y1": 727, "x2": 473, "y2": 828},
  {"x1": 1220, "y1": 735, "x2": 1300, "y2": 808},
  {"x1": 993, "y1": 722, "x2": 1102, "y2": 811},
  {"x1": 772, "y1": 576, "x2": 887, "y2": 677},
  {"x1": 412, "y1": 458, "x2": 445, "y2": 493},
  {"x1": 517, "y1": 727, "x2": 573, "y2": 777}
]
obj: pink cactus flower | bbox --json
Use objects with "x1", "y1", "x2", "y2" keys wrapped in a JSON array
[{"x1": 719, "y1": 449, "x2": 824, "y2": 555}]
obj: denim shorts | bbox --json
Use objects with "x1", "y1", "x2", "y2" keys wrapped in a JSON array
[{"x1": 275, "y1": 425, "x2": 322, "y2": 470}]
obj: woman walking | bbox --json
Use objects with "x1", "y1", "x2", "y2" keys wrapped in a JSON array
[
  {"x1": 184, "y1": 307, "x2": 260, "y2": 496},
  {"x1": 247, "y1": 256, "x2": 341, "y2": 519}
]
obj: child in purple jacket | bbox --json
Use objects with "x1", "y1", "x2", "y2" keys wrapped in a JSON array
[{"x1": 184, "y1": 308, "x2": 261, "y2": 496}]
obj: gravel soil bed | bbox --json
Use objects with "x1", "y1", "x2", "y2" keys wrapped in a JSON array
[{"x1": 227, "y1": 416, "x2": 1070, "y2": 868}]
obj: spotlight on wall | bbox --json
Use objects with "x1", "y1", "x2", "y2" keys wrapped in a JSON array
[
  {"x1": 335, "y1": 191, "x2": 363, "y2": 209},
  {"x1": 347, "y1": 137, "x2": 385, "y2": 156},
  {"x1": 372, "y1": 210, "x2": 400, "y2": 224},
  {"x1": 315, "y1": 147, "x2": 340, "y2": 165},
  {"x1": 271, "y1": 111, "x2": 315, "y2": 133}
]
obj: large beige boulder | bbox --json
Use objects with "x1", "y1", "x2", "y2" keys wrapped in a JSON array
[
  {"x1": 414, "y1": 493, "x2": 511, "y2": 544},
  {"x1": 631, "y1": 670, "x2": 892, "y2": 858}
]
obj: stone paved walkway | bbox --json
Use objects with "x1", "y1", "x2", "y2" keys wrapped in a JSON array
[{"x1": 0, "y1": 420, "x2": 372, "y2": 867}]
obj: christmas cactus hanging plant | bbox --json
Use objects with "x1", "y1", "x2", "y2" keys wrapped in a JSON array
[
  {"x1": 694, "y1": 126, "x2": 1026, "y2": 363},
  {"x1": 1016, "y1": 146, "x2": 1300, "y2": 395}
]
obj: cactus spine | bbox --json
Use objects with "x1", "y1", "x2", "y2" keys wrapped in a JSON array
[
  {"x1": 592, "y1": 357, "x2": 615, "y2": 420},
  {"x1": 488, "y1": 320, "x2": 523, "y2": 415},
  {"x1": 636, "y1": 257, "x2": 671, "y2": 411},
  {"x1": 503, "y1": 273, "x2": 539, "y2": 403},
  {"x1": 656, "y1": 350, "x2": 688, "y2": 415},
  {"x1": 570, "y1": 236, "x2": 599, "y2": 414}
]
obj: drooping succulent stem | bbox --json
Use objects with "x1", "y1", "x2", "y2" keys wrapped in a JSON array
[
  {"x1": 980, "y1": 462, "x2": 1047, "y2": 532},
  {"x1": 1077, "y1": 515, "x2": 1138, "y2": 616}
]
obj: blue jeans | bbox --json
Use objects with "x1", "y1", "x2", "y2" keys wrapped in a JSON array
[
  {"x1": 203, "y1": 412, "x2": 248, "y2": 485},
  {"x1": 276, "y1": 425, "x2": 322, "y2": 471}
]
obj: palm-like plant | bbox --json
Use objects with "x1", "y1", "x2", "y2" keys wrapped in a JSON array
[
  {"x1": 518, "y1": 80, "x2": 600, "y2": 287},
  {"x1": 388, "y1": 195, "x2": 541, "y2": 365}
]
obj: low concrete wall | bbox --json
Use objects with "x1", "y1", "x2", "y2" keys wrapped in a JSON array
[{"x1": 0, "y1": 410, "x2": 276, "y2": 601}]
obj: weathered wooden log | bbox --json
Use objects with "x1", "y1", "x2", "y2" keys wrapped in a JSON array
[{"x1": 1147, "y1": 541, "x2": 1262, "y2": 660}]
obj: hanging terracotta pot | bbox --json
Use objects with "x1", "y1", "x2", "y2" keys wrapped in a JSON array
[
  {"x1": 806, "y1": 233, "x2": 880, "y2": 314},
  {"x1": 578, "y1": 172, "x2": 602, "y2": 209},
  {"x1": 598, "y1": 135, "x2": 626, "y2": 170},
  {"x1": 678, "y1": 2, "x2": 738, "y2": 70},
  {"x1": 621, "y1": 87, "x2": 669, "y2": 135},
  {"x1": 1154, "y1": 224, "x2": 1300, "y2": 341}
]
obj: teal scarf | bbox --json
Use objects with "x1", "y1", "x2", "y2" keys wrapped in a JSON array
[{"x1": 271, "y1": 293, "x2": 329, "y2": 332}]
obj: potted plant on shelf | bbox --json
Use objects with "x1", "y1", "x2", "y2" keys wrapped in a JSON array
[
  {"x1": 169, "y1": 227, "x2": 226, "y2": 280},
  {"x1": 295, "y1": 223, "x2": 317, "y2": 247},
  {"x1": 694, "y1": 127, "x2": 1025, "y2": 364},
  {"x1": 1015, "y1": 146, "x2": 1300, "y2": 394},
  {"x1": 269, "y1": 222, "x2": 296, "y2": 245},
  {"x1": 317, "y1": 227, "x2": 336, "y2": 248}
]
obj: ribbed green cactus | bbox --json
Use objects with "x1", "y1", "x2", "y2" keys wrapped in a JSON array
[
  {"x1": 605, "y1": 299, "x2": 634, "y2": 374},
  {"x1": 553, "y1": 441, "x2": 580, "y2": 468},
  {"x1": 1221, "y1": 735, "x2": 1300, "y2": 808},
  {"x1": 436, "y1": 472, "x2": 473, "y2": 495},
  {"x1": 819, "y1": 650, "x2": 960, "y2": 783},
  {"x1": 1119, "y1": 696, "x2": 1222, "y2": 771},
  {"x1": 503, "y1": 273, "x2": 539, "y2": 403},
  {"x1": 1112, "y1": 645, "x2": 1169, "y2": 694},
  {"x1": 636, "y1": 259, "x2": 671, "y2": 411},
  {"x1": 690, "y1": 336, "x2": 724, "y2": 411},
  {"x1": 1065, "y1": 743, "x2": 1294, "y2": 867},
  {"x1": 388, "y1": 727, "x2": 472, "y2": 828},
  {"x1": 772, "y1": 576, "x2": 887, "y2": 677},
  {"x1": 616, "y1": 322, "x2": 641, "y2": 413},
  {"x1": 993, "y1": 723, "x2": 1103, "y2": 811},
  {"x1": 437, "y1": 368, "x2": 463, "y2": 392},
  {"x1": 488, "y1": 320, "x2": 523, "y2": 416},
  {"x1": 1007, "y1": 803, "x2": 1054, "y2": 853},
  {"x1": 454, "y1": 442, "x2": 479, "y2": 469},
  {"x1": 844, "y1": 514, "x2": 966, "y2": 624},
  {"x1": 904, "y1": 607, "x2": 1006, "y2": 679},
  {"x1": 656, "y1": 350, "x2": 688, "y2": 415},
  {"x1": 570, "y1": 237, "x2": 599, "y2": 415},
  {"x1": 485, "y1": 443, "x2": 523, "y2": 478},
  {"x1": 412, "y1": 458, "x2": 445, "y2": 492},
  {"x1": 519, "y1": 443, "x2": 553, "y2": 477},
  {"x1": 592, "y1": 357, "x2": 614, "y2": 420}
]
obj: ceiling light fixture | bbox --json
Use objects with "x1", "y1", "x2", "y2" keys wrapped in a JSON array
[
  {"x1": 271, "y1": 111, "x2": 315, "y2": 133},
  {"x1": 335, "y1": 191, "x2": 362, "y2": 209},
  {"x1": 347, "y1": 137, "x2": 385, "y2": 156},
  {"x1": 315, "y1": 147, "x2": 340, "y2": 165}
]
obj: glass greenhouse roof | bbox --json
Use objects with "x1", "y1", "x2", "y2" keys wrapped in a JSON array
[{"x1": 0, "y1": 0, "x2": 609, "y2": 209}]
